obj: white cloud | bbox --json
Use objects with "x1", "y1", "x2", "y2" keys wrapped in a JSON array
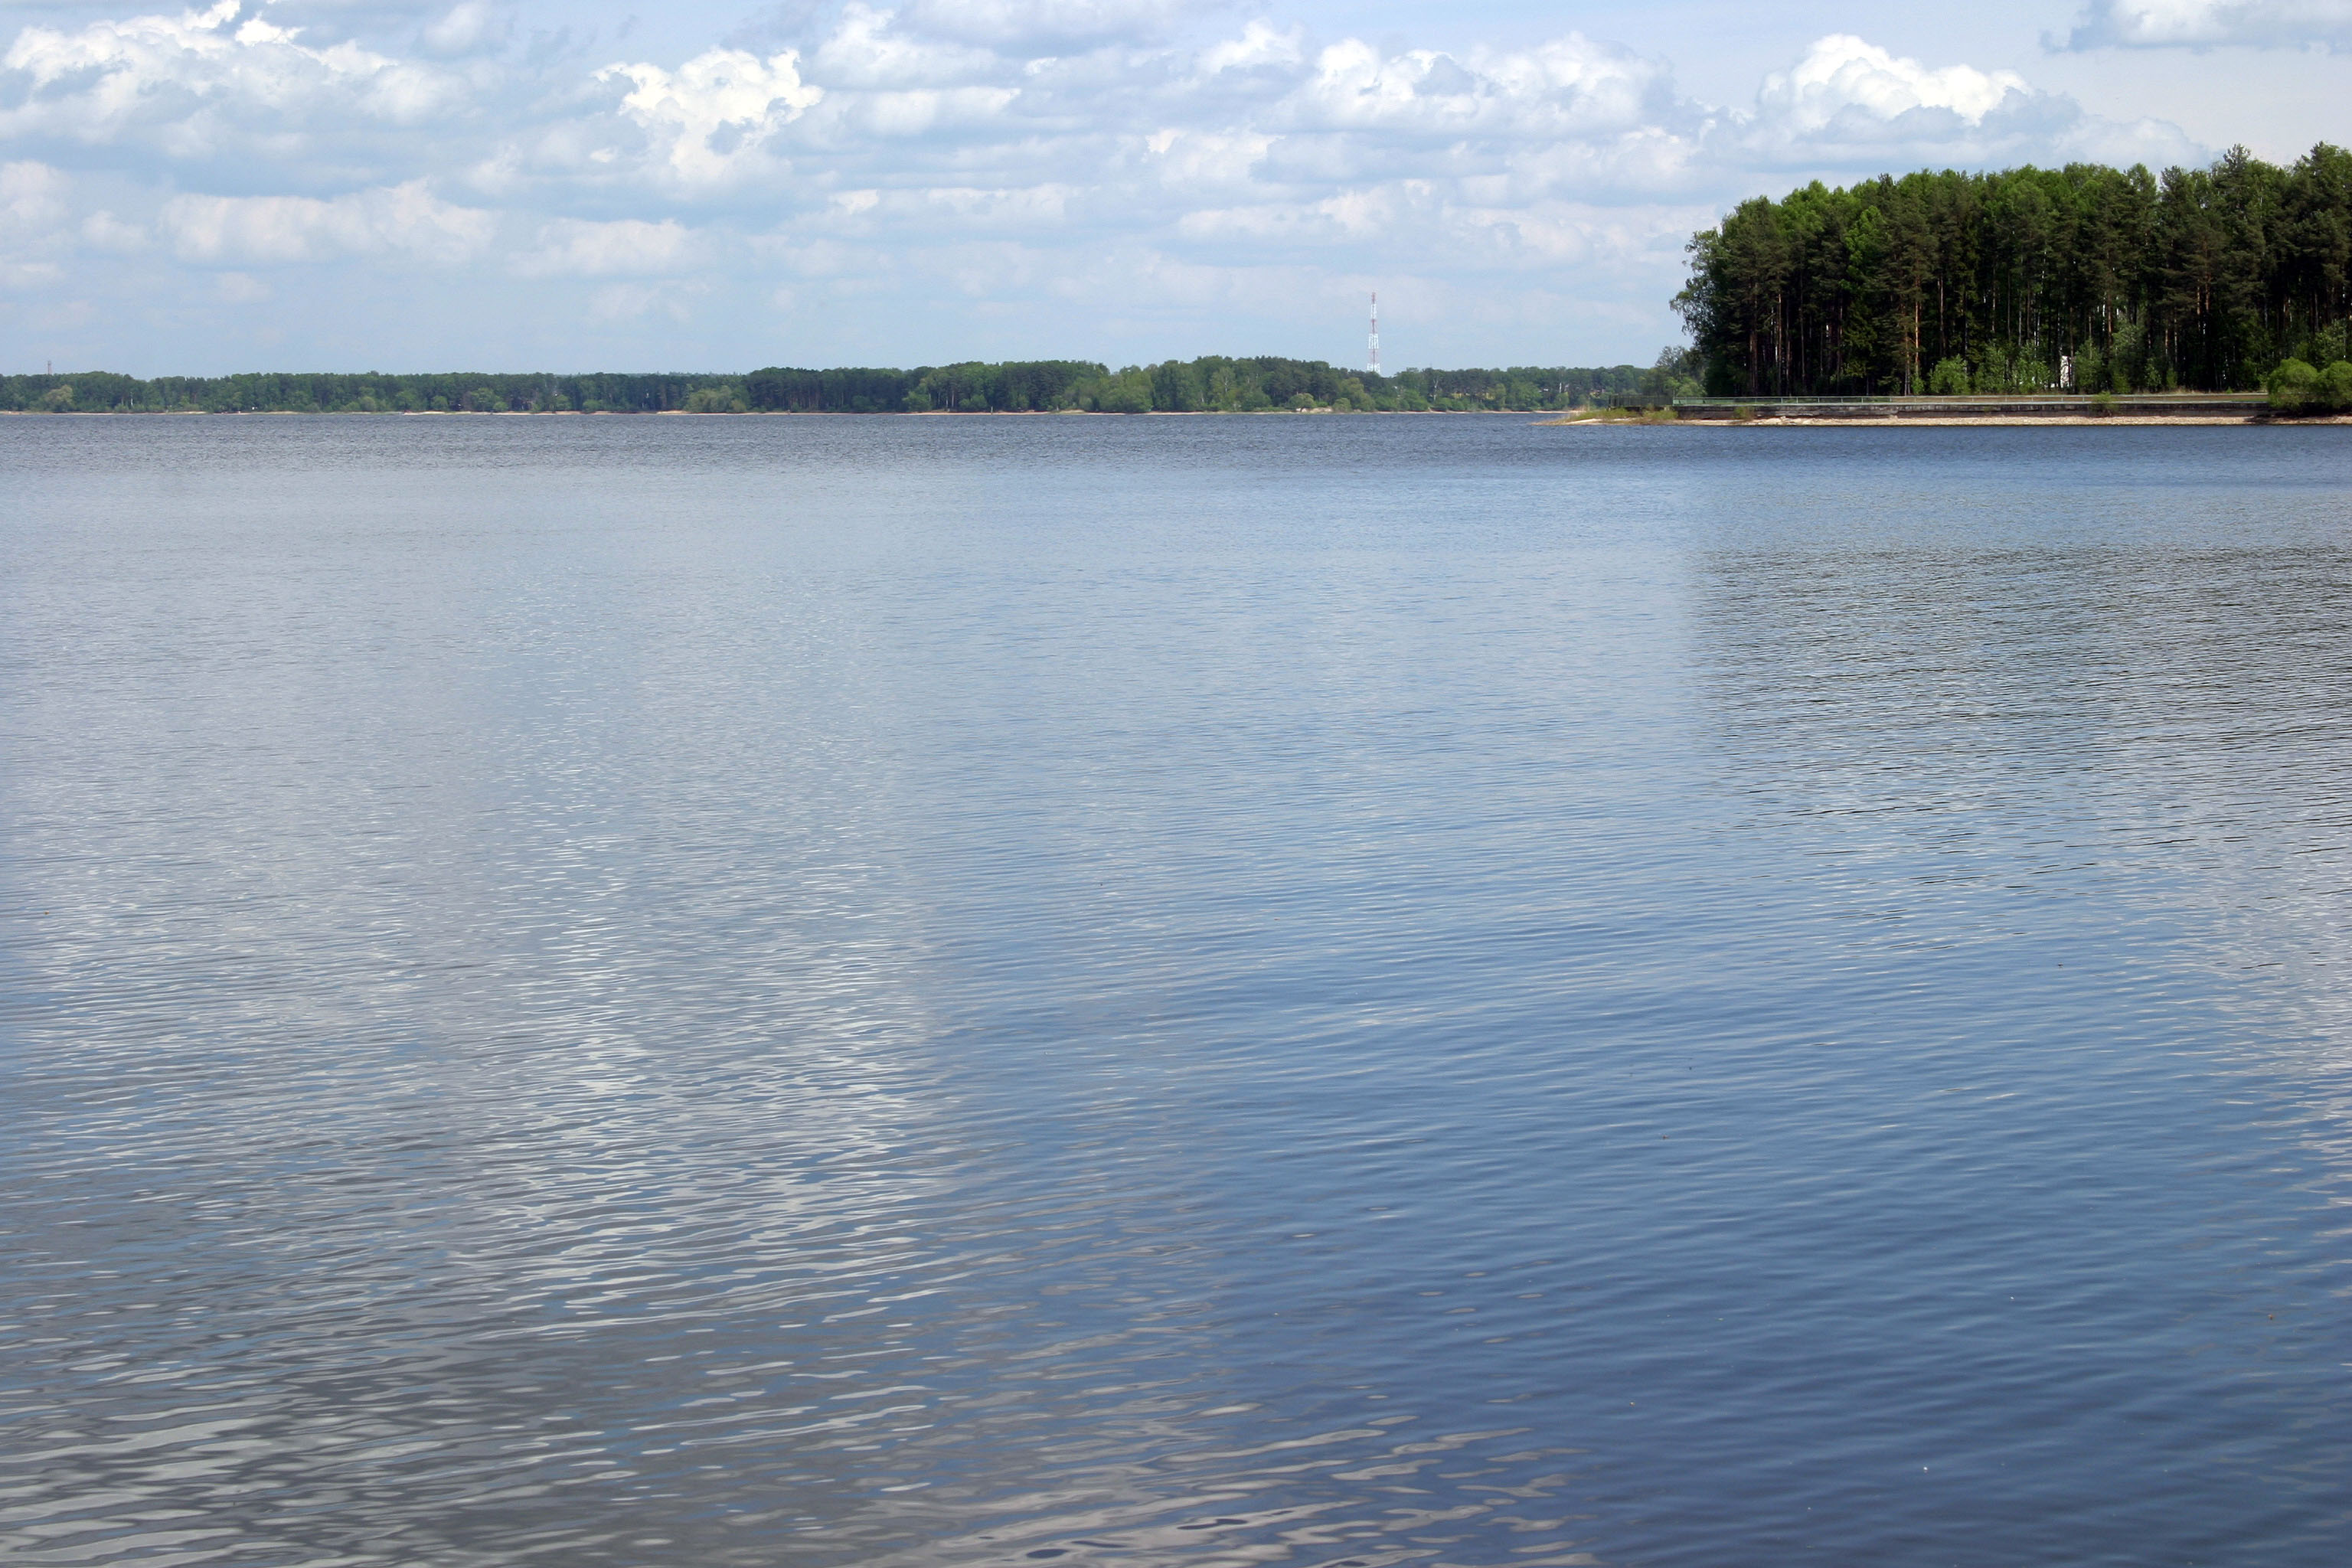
[
  {"x1": 420, "y1": 2, "x2": 512, "y2": 60},
  {"x1": 160, "y1": 181, "x2": 495, "y2": 263},
  {"x1": 2, "y1": 159, "x2": 70, "y2": 230},
  {"x1": 2064, "y1": 0, "x2": 2352, "y2": 50},
  {"x1": 2, "y1": 161, "x2": 77, "y2": 289},
  {"x1": 899, "y1": 0, "x2": 1191, "y2": 51},
  {"x1": 1734, "y1": 34, "x2": 2199, "y2": 169},
  {"x1": 0, "y1": 260, "x2": 66, "y2": 290},
  {"x1": 1285, "y1": 35, "x2": 1669, "y2": 139},
  {"x1": 514, "y1": 216, "x2": 694, "y2": 276},
  {"x1": 1145, "y1": 127, "x2": 1273, "y2": 191},
  {"x1": 0, "y1": 3, "x2": 2239, "y2": 369},
  {"x1": 923, "y1": 182, "x2": 1073, "y2": 226},
  {"x1": 586, "y1": 278, "x2": 709, "y2": 323},
  {"x1": 0, "y1": 0, "x2": 470, "y2": 158},
  {"x1": 1756, "y1": 35, "x2": 2027, "y2": 135},
  {"x1": 599, "y1": 47, "x2": 823, "y2": 185},
  {"x1": 806, "y1": 4, "x2": 1002, "y2": 88},
  {"x1": 820, "y1": 83, "x2": 1022, "y2": 138},
  {"x1": 1197, "y1": 20, "x2": 1303, "y2": 76},
  {"x1": 81, "y1": 211, "x2": 149, "y2": 251}
]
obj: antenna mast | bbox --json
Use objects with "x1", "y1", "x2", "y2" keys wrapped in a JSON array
[{"x1": 1367, "y1": 292, "x2": 1380, "y2": 376}]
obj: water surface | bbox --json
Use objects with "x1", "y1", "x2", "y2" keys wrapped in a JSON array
[{"x1": 3, "y1": 415, "x2": 2350, "y2": 1566}]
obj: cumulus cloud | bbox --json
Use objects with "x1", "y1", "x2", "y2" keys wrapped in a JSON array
[
  {"x1": 599, "y1": 47, "x2": 822, "y2": 185},
  {"x1": 0, "y1": 2, "x2": 2226, "y2": 368},
  {"x1": 1197, "y1": 19, "x2": 1303, "y2": 76},
  {"x1": 2063, "y1": 0, "x2": 2352, "y2": 50},
  {"x1": 806, "y1": 3, "x2": 1007, "y2": 87},
  {"x1": 2, "y1": 160, "x2": 75, "y2": 289},
  {"x1": 898, "y1": 0, "x2": 1191, "y2": 51},
  {"x1": 1144, "y1": 127, "x2": 1273, "y2": 192},
  {"x1": 1738, "y1": 34, "x2": 2198, "y2": 168},
  {"x1": 0, "y1": 259, "x2": 65, "y2": 291},
  {"x1": 0, "y1": 0, "x2": 470, "y2": 161},
  {"x1": 514, "y1": 216, "x2": 695, "y2": 275},
  {"x1": 1756, "y1": 35, "x2": 2027, "y2": 133},
  {"x1": 160, "y1": 180, "x2": 495, "y2": 263},
  {"x1": 586, "y1": 278, "x2": 710, "y2": 322},
  {"x1": 420, "y1": 2, "x2": 513, "y2": 60},
  {"x1": 81, "y1": 211, "x2": 149, "y2": 251},
  {"x1": 1283, "y1": 35, "x2": 1673, "y2": 141},
  {"x1": 2, "y1": 158, "x2": 70, "y2": 231}
]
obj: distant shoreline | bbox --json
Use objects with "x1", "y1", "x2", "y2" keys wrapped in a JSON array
[
  {"x1": 1543, "y1": 413, "x2": 2352, "y2": 425},
  {"x1": 0, "y1": 406, "x2": 1553, "y2": 418},
  {"x1": 0, "y1": 358, "x2": 1646, "y2": 416},
  {"x1": 15, "y1": 407, "x2": 2344, "y2": 425},
  {"x1": 1542, "y1": 413, "x2": 2347, "y2": 427},
  {"x1": 1719, "y1": 414, "x2": 2344, "y2": 426}
]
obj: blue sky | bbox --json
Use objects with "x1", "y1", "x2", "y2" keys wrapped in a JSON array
[{"x1": 2, "y1": 0, "x2": 2345, "y2": 373}]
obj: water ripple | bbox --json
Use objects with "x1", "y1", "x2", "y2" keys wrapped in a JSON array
[{"x1": 4, "y1": 417, "x2": 2351, "y2": 1565}]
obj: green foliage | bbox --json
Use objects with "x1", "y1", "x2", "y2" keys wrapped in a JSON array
[
  {"x1": 2269, "y1": 357, "x2": 2321, "y2": 409},
  {"x1": 1635, "y1": 347, "x2": 1704, "y2": 402},
  {"x1": 755, "y1": 357, "x2": 1651, "y2": 413},
  {"x1": 1091, "y1": 370, "x2": 1155, "y2": 413},
  {"x1": 0, "y1": 356, "x2": 1656, "y2": 416},
  {"x1": 0, "y1": 369, "x2": 737, "y2": 414},
  {"x1": 1928, "y1": 357, "x2": 1969, "y2": 395},
  {"x1": 741, "y1": 366, "x2": 916, "y2": 411},
  {"x1": 1678, "y1": 142, "x2": 2352, "y2": 395},
  {"x1": 2327, "y1": 361, "x2": 2352, "y2": 410},
  {"x1": 2267, "y1": 357, "x2": 2352, "y2": 412}
]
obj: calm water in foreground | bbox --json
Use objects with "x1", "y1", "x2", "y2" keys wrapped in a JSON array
[{"x1": 3, "y1": 415, "x2": 2350, "y2": 1567}]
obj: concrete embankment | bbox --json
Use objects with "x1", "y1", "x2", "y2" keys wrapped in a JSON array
[{"x1": 1673, "y1": 394, "x2": 2275, "y2": 423}]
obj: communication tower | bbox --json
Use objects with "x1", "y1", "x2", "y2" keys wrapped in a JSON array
[{"x1": 1367, "y1": 292, "x2": 1380, "y2": 376}]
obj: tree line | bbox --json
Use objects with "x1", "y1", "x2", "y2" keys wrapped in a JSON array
[
  {"x1": 2, "y1": 358, "x2": 1660, "y2": 416},
  {"x1": 1676, "y1": 142, "x2": 2352, "y2": 397}
]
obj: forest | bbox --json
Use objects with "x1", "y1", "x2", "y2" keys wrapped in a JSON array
[
  {"x1": 1676, "y1": 143, "x2": 2352, "y2": 397},
  {"x1": 0, "y1": 358, "x2": 1655, "y2": 415}
]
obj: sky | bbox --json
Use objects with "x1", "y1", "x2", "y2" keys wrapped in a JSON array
[{"x1": 1, "y1": 0, "x2": 2346, "y2": 374}]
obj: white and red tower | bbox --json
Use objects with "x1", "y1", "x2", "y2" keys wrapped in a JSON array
[{"x1": 1367, "y1": 292, "x2": 1380, "y2": 376}]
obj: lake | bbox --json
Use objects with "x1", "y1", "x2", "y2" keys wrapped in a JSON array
[{"x1": 3, "y1": 413, "x2": 2350, "y2": 1566}]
